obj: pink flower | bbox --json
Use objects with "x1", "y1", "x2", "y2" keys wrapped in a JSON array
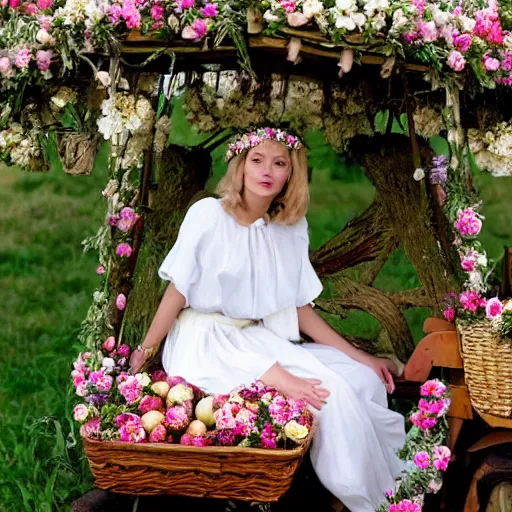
[
  {"x1": 419, "y1": 398, "x2": 445, "y2": 416},
  {"x1": 121, "y1": 0, "x2": 141, "y2": 29},
  {"x1": 37, "y1": 0, "x2": 52, "y2": 8},
  {"x1": 73, "y1": 404, "x2": 89, "y2": 422},
  {"x1": 414, "y1": 451, "x2": 431, "y2": 469},
  {"x1": 117, "y1": 344, "x2": 131, "y2": 358},
  {"x1": 200, "y1": 2, "x2": 217, "y2": 17},
  {"x1": 180, "y1": 433, "x2": 193, "y2": 445},
  {"x1": 165, "y1": 406, "x2": 190, "y2": 431},
  {"x1": 453, "y1": 33, "x2": 472, "y2": 53},
  {"x1": 443, "y1": 308, "x2": 456, "y2": 322},
  {"x1": 151, "y1": 4, "x2": 163, "y2": 19},
  {"x1": 96, "y1": 265, "x2": 105, "y2": 275},
  {"x1": 417, "y1": 21, "x2": 437, "y2": 42},
  {"x1": 261, "y1": 422, "x2": 278, "y2": 449},
  {"x1": 152, "y1": 20, "x2": 164, "y2": 29},
  {"x1": 149, "y1": 423, "x2": 167, "y2": 442},
  {"x1": 403, "y1": 31, "x2": 419, "y2": 43},
  {"x1": 117, "y1": 207, "x2": 138, "y2": 231},
  {"x1": 118, "y1": 376, "x2": 142, "y2": 404},
  {"x1": 116, "y1": 243, "x2": 132, "y2": 258},
  {"x1": 108, "y1": 215, "x2": 119, "y2": 227},
  {"x1": 0, "y1": 57, "x2": 12, "y2": 77},
  {"x1": 420, "y1": 379, "x2": 447, "y2": 398},
  {"x1": 23, "y1": 3, "x2": 39, "y2": 15},
  {"x1": 191, "y1": 435, "x2": 211, "y2": 447},
  {"x1": 177, "y1": 0, "x2": 194, "y2": 7},
  {"x1": 9, "y1": 0, "x2": 20, "y2": 7},
  {"x1": 116, "y1": 293, "x2": 127, "y2": 310},
  {"x1": 420, "y1": 416, "x2": 438, "y2": 430},
  {"x1": 433, "y1": 445, "x2": 451, "y2": 471},
  {"x1": 119, "y1": 421, "x2": 146, "y2": 442},
  {"x1": 108, "y1": 3, "x2": 122, "y2": 23},
  {"x1": 36, "y1": 49, "x2": 53, "y2": 71},
  {"x1": 115, "y1": 412, "x2": 141, "y2": 427},
  {"x1": 182, "y1": 19, "x2": 208, "y2": 41},
  {"x1": 80, "y1": 417, "x2": 101, "y2": 438},
  {"x1": 454, "y1": 208, "x2": 482, "y2": 236},
  {"x1": 447, "y1": 51, "x2": 466, "y2": 72},
  {"x1": 486, "y1": 297, "x2": 503, "y2": 319},
  {"x1": 280, "y1": 0, "x2": 296, "y2": 13},
  {"x1": 389, "y1": 500, "x2": 422, "y2": 512},
  {"x1": 484, "y1": 55, "x2": 500, "y2": 72},
  {"x1": 151, "y1": 370, "x2": 167, "y2": 383},
  {"x1": 89, "y1": 370, "x2": 113, "y2": 392},
  {"x1": 460, "y1": 290, "x2": 486, "y2": 312},
  {"x1": 37, "y1": 14, "x2": 52, "y2": 30},
  {"x1": 15, "y1": 49, "x2": 32, "y2": 68},
  {"x1": 102, "y1": 336, "x2": 116, "y2": 352},
  {"x1": 138, "y1": 395, "x2": 163, "y2": 414},
  {"x1": 461, "y1": 257, "x2": 476, "y2": 272},
  {"x1": 385, "y1": 488, "x2": 394, "y2": 498}
]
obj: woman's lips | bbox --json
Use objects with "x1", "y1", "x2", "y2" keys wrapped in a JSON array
[{"x1": 259, "y1": 181, "x2": 272, "y2": 188}]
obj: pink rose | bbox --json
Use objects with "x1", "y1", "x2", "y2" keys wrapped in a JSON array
[
  {"x1": 117, "y1": 344, "x2": 131, "y2": 358},
  {"x1": 116, "y1": 293, "x2": 127, "y2": 310},
  {"x1": 37, "y1": 0, "x2": 52, "y2": 8},
  {"x1": 15, "y1": 49, "x2": 32, "y2": 68},
  {"x1": 447, "y1": 51, "x2": 466, "y2": 72},
  {"x1": 36, "y1": 49, "x2": 53, "y2": 71},
  {"x1": 102, "y1": 336, "x2": 116, "y2": 352},
  {"x1": 454, "y1": 33, "x2": 472, "y2": 53},
  {"x1": 138, "y1": 395, "x2": 164, "y2": 414}
]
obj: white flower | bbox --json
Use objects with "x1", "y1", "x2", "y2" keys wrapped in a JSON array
[
  {"x1": 476, "y1": 253, "x2": 488, "y2": 267},
  {"x1": 302, "y1": 0, "x2": 324, "y2": 18},
  {"x1": 36, "y1": 29, "x2": 56, "y2": 46},
  {"x1": 263, "y1": 10, "x2": 280, "y2": 23},
  {"x1": 351, "y1": 12, "x2": 367, "y2": 28},
  {"x1": 467, "y1": 271, "x2": 485, "y2": 293},
  {"x1": 459, "y1": 15, "x2": 476, "y2": 33},
  {"x1": 391, "y1": 8, "x2": 408, "y2": 30},
  {"x1": 96, "y1": 71, "x2": 111, "y2": 87},
  {"x1": 432, "y1": 8, "x2": 450, "y2": 27},
  {"x1": 335, "y1": 0, "x2": 356, "y2": 11},
  {"x1": 101, "y1": 357, "x2": 115, "y2": 370},
  {"x1": 135, "y1": 372, "x2": 151, "y2": 388},
  {"x1": 413, "y1": 168, "x2": 425, "y2": 181},
  {"x1": 364, "y1": 0, "x2": 389, "y2": 18},
  {"x1": 335, "y1": 15, "x2": 356, "y2": 30},
  {"x1": 371, "y1": 11, "x2": 386, "y2": 31}
]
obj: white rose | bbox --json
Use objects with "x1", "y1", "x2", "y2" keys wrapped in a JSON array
[
  {"x1": 284, "y1": 420, "x2": 309, "y2": 442},
  {"x1": 135, "y1": 372, "x2": 151, "y2": 388}
]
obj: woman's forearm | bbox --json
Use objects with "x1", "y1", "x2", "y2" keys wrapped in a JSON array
[
  {"x1": 297, "y1": 304, "x2": 368, "y2": 363},
  {"x1": 141, "y1": 284, "x2": 186, "y2": 351}
]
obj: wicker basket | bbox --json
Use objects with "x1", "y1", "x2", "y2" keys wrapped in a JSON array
[
  {"x1": 458, "y1": 320, "x2": 512, "y2": 418},
  {"x1": 83, "y1": 423, "x2": 316, "y2": 502}
]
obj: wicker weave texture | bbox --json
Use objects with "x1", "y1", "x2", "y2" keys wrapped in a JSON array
[
  {"x1": 459, "y1": 321, "x2": 512, "y2": 418},
  {"x1": 83, "y1": 431, "x2": 314, "y2": 501}
]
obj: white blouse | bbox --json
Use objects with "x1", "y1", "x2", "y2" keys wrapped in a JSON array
[{"x1": 158, "y1": 197, "x2": 323, "y2": 322}]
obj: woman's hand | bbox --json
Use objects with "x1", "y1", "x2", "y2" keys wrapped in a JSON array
[
  {"x1": 361, "y1": 354, "x2": 395, "y2": 394},
  {"x1": 129, "y1": 349, "x2": 150, "y2": 375}
]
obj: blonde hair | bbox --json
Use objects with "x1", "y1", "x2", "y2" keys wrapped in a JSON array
[{"x1": 215, "y1": 146, "x2": 309, "y2": 225}]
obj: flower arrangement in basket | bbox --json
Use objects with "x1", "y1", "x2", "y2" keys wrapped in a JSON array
[{"x1": 428, "y1": 153, "x2": 512, "y2": 419}]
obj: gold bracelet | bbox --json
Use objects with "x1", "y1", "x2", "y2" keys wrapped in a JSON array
[{"x1": 136, "y1": 344, "x2": 156, "y2": 356}]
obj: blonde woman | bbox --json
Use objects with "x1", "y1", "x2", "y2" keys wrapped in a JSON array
[{"x1": 129, "y1": 128, "x2": 406, "y2": 512}]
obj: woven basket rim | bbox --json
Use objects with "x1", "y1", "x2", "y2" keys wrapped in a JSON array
[{"x1": 83, "y1": 420, "x2": 317, "y2": 459}]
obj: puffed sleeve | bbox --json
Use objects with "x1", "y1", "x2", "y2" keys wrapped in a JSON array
[
  {"x1": 295, "y1": 217, "x2": 323, "y2": 307},
  {"x1": 158, "y1": 197, "x2": 219, "y2": 307}
]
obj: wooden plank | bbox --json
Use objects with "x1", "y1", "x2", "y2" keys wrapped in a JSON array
[
  {"x1": 448, "y1": 384, "x2": 473, "y2": 420},
  {"x1": 477, "y1": 412, "x2": 512, "y2": 429},
  {"x1": 468, "y1": 431, "x2": 512, "y2": 453},
  {"x1": 403, "y1": 330, "x2": 462, "y2": 381}
]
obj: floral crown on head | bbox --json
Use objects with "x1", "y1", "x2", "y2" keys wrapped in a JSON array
[{"x1": 225, "y1": 127, "x2": 303, "y2": 162}]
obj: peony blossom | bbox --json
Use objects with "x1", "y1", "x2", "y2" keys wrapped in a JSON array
[
  {"x1": 486, "y1": 297, "x2": 503, "y2": 319},
  {"x1": 454, "y1": 208, "x2": 482, "y2": 236},
  {"x1": 37, "y1": 0, "x2": 52, "y2": 8},
  {"x1": 119, "y1": 421, "x2": 146, "y2": 443},
  {"x1": 117, "y1": 344, "x2": 131, "y2": 358},
  {"x1": 433, "y1": 445, "x2": 451, "y2": 471},
  {"x1": 73, "y1": 404, "x2": 89, "y2": 422},
  {"x1": 118, "y1": 375, "x2": 142, "y2": 404},
  {"x1": 117, "y1": 207, "x2": 138, "y2": 231},
  {"x1": 138, "y1": 395, "x2": 164, "y2": 414},
  {"x1": 116, "y1": 243, "x2": 132, "y2": 258},
  {"x1": 102, "y1": 336, "x2": 116, "y2": 352},
  {"x1": 79, "y1": 417, "x2": 100, "y2": 438},
  {"x1": 151, "y1": 4, "x2": 163, "y2": 19},
  {"x1": 23, "y1": 3, "x2": 39, "y2": 15},
  {"x1": 165, "y1": 405, "x2": 190, "y2": 431},
  {"x1": 453, "y1": 33, "x2": 472, "y2": 53},
  {"x1": 443, "y1": 308, "x2": 456, "y2": 322},
  {"x1": 116, "y1": 293, "x2": 127, "y2": 310},
  {"x1": 182, "y1": 19, "x2": 208, "y2": 40},
  {"x1": 149, "y1": 423, "x2": 167, "y2": 442},
  {"x1": 413, "y1": 450, "x2": 431, "y2": 469},
  {"x1": 15, "y1": 49, "x2": 32, "y2": 69},
  {"x1": 447, "y1": 51, "x2": 466, "y2": 72},
  {"x1": 483, "y1": 55, "x2": 500, "y2": 72},
  {"x1": 89, "y1": 370, "x2": 113, "y2": 393}
]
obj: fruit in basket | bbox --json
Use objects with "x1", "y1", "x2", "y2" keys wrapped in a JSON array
[
  {"x1": 187, "y1": 419, "x2": 207, "y2": 436},
  {"x1": 151, "y1": 381, "x2": 170, "y2": 398},
  {"x1": 195, "y1": 396, "x2": 215, "y2": 427},
  {"x1": 167, "y1": 383, "x2": 194, "y2": 406},
  {"x1": 141, "y1": 410, "x2": 165, "y2": 433}
]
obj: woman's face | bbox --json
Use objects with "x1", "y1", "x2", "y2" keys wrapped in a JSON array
[{"x1": 243, "y1": 140, "x2": 292, "y2": 200}]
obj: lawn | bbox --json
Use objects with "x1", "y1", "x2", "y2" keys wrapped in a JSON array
[{"x1": 1, "y1": 99, "x2": 512, "y2": 510}]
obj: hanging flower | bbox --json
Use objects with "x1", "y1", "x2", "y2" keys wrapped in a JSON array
[
  {"x1": 116, "y1": 293, "x2": 127, "y2": 310},
  {"x1": 116, "y1": 243, "x2": 132, "y2": 257},
  {"x1": 96, "y1": 265, "x2": 105, "y2": 275}
]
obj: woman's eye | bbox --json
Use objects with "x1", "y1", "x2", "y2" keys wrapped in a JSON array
[
  {"x1": 275, "y1": 161, "x2": 285, "y2": 166},
  {"x1": 252, "y1": 158, "x2": 261, "y2": 163}
]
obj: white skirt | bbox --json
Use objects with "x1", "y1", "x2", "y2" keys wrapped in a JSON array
[{"x1": 162, "y1": 308, "x2": 406, "y2": 512}]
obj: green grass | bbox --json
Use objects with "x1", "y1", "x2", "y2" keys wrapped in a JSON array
[{"x1": 1, "y1": 99, "x2": 512, "y2": 510}]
